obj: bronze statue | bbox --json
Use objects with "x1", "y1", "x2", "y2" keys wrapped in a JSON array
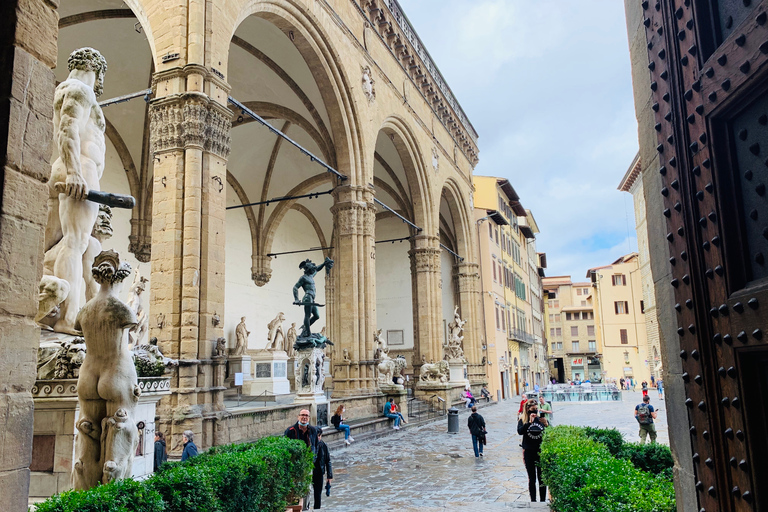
[{"x1": 292, "y1": 257, "x2": 335, "y2": 350}]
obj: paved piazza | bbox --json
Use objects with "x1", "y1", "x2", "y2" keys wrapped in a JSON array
[{"x1": 320, "y1": 390, "x2": 668, "y2": 511}]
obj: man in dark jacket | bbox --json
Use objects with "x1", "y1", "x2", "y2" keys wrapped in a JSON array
[
  {"x1": 467, "y1": 406, "x2": 486, "y2": 457},
  {"x1": 153, "y1": 432, "x2": 167, "y2": 471},
  {"x1": 181, "y1": 430, "x2": 199, "y2": 461},
  {"x1": 285, "y1": 409, "x2": 319, "y2": 510},
  {"x1": 311, "y1": 432, "x2": 333, "y2": 509}
]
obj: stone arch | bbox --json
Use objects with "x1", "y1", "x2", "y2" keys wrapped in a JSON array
[
  {"x1": 438, "y1": 177, "x2": 473, "y2": 261},
  {"x1": 378, "y1": 116, "x2": 432, "y2": 231},
  {"x1": 228, "y1": 0, "x2": 363, "y2": 185}
]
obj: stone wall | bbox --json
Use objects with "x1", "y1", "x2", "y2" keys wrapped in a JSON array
[
  {"x1": 624, "y1": 1, "x2": 696, "y2": 510},
  {"x1": 0, "y1": 1, "x2": 58, "y2": 510}
]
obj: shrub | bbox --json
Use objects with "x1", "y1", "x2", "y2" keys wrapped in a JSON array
[
  {"x1": 540, "y1": 426, "x2": 675, "y2": 512},
  {"x1": 584, "y1": 426, "x2": 625, "y2": 456},
  {"x1": 35, "y1": 437, "x2": 313, "y2": 512},
  {"x1": 618, "y1": 442, "x2": 675, "y2": 476},
  {"x1": 34, "y1": 478, "x2": 165, "y2": 512}
]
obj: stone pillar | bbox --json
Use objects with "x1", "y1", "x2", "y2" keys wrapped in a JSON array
[
  {"x1": 409, "y1": 235, "x2": 442, "y2": 364},
  {"x1": 0, "y1": 1, "x2": 58, "y2": 509},
  {"x1": 330, "y1": 185, "x2": 377, "y2": 396},
  {"x1": 148, "y1": 67, "x2": 231, "y2": 454},
  {"x1": 455, "y1": 262, "x2": 482, "y2": 365}
]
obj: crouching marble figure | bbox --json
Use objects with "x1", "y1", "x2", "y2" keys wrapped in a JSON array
[{"x1": 72, "y1": 250, "x2": 140, "y2": 490}]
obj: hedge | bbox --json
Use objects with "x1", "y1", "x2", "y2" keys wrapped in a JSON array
[
  {"x1": 34, "y1": 436, "x2": 313, "y2": 512},
  {"x1": 540, "y1": 426, "x2": 676, "y2": 512},
  {"x1": 582, "y1": 426, "x2": 674, "y2": 476}
]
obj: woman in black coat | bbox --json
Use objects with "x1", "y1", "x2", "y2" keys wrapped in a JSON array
[
  {"x1": 517, "y1": 399, "x2": 548, "y2": 502},
  {"x1": 311, "y1": 432, "x2": 333, "y2": 509},
  {"x1": 467, "y1": 405, "x2": 486, "y2": 457},
  {"x1": 153, "y1": 432, "x2": 167, "y2": 471}
]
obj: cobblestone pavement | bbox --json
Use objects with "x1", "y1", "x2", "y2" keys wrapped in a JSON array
[
  {"x1": 317, "y1": 391, "x2": 669, "y2": 511},
  {"x1": 548, "y1": 390, "x2": 670, "y2": 445}
]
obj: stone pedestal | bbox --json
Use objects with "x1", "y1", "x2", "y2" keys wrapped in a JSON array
[
  {"x1": 293, "y1": 347, "x2": 329, "y2": 426},
  {"x1": 227, "y1": 355, "x2": 252, "y2": 387},
  {"x1": 380, "y1": 386, "x2": 408, "y2": 417},
  {"x1": 287, "y1": 357, "x2": 297, "y2": 392},
  {"x1": 29, "y1": 377, "x2": 171, "y2": 500},
  {"x1": 414, "y1": 380, "x2": 467, "y2": 406},
  {"x1": 448, "y1": 360, "x2": 468, "y2": 386},
  {"x1": 244, "y1": 350, "x2": 291, "y2": 396}
]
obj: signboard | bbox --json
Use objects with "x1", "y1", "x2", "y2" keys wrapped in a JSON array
[
  {"x1": 234, "y1": 372, "x2": 244, "y2": 386},
  {"x1": 571, "y1": 357, "x2": 584, "y2": 366}
]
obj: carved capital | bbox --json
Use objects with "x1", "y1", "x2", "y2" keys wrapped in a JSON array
[
  {"x1": 331, "y1": 201, "x2": 373, "y2": 237},
  {"x1": 149, "y1": 98, "x2": 183, "y2": 154},
  {"x1": 150, "y1": 95, "x2": 231, "y2": 158},
  {"x1": 409, "y1": 247, "x2": 440, "y2": 273},
  {"x1": 251, "y1": 254, "x2": 273, "y2": 286}
]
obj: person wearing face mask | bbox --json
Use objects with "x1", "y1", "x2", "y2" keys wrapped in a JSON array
[
  {"x1": 517, "y1": 399, "x2": 548, "y2": 503},
  {"x1": 331, "y1": 404, "x2": 354, "y2": 445},
  {"x1": 285, "y1": 409, "x2": 320, "y2": 510}
]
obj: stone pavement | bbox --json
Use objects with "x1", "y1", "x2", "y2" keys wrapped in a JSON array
[
  {"x1": 315, "y1": 391, "x2": 669, "y2": 511},
  {"x1": 547, "y1": 390, "x2": 669, "y2": 445},
  {"x1": 319, "y1": 399, "x2": 550, "y2": 511}
]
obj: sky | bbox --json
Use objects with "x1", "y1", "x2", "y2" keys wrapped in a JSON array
[{"x1": 399, "y1": 0, "x2": 640, "y2": 282}]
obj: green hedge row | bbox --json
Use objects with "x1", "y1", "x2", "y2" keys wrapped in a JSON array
[
  {"x1": 34, "y1": 436, "x2": 313, "y2": 512},
  {"x1": 583, "y1": 426, "x2": 674, "y2": 477},
  {"x1": 540, "y1": 426, "x2": 676, "y2": 512}
]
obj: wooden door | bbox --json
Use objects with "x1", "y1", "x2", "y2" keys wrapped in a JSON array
[{"x1": 641, "y1": 1, "x2": 768, "y2": 510}]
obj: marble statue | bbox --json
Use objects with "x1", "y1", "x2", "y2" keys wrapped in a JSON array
[
  {"x1": 286, "y1": 323, "x2": 297, "y2": 358},
  {"x1": 292, "y1": 257, "x2": 334, "y2": 349},
  {"x1": 43, "y1": 48, "x2": 109, "y2": 335},
  {"x1": 132, "y1": 337, "x2": 177, "y2": 376},
  {"x1": 214, "y1": 337, "x2": 227, "y2": 358},
  {"x1": 342, "y1": 348, "x2": 350, "y2": 362},
  {"x1": 126, "y1": 267, "x2": 148, "y2": 347},
  {"x1": 377, "y1": 354, "x2": 406, "y2": 386},
  {"x1": 373, "y1": 328, "x2": 388, "y2": 361},
  {"x1": 266, "y1": 312, "x2": 285, "y2": 351},
  {"x1": 443, "y1": 305, "x2": 466, "y2": 361},
  {"x1": 35, "y1": 276, "x2": 71, "y2": 329},
  {"x1": 419, "y1": 360, "x2": 450, "y2": 383},
  {"x1": 234, "y1": 316, "x2": 249, "y2": 355},
  {"x1": 72, "y1": 250, "x2": 140, "y2": 490},
  {"x1": 37, "y1": 337, "x2": 87, "y2": 380},
  {"x1": 295, "y1": 347, "x2": 326, "y2": 394}
]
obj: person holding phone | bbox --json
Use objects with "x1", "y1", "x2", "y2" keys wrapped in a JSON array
[{"x1": 517, "y1": 399, "x2": 548, "y2": 503}]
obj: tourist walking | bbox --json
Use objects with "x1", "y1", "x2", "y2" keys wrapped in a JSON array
[
  {"x1": 517, "y1": 399, "x2": 548, "y2": 502},
  {"x1": 331, "y1": 404, "x2": 354, "y2": 445},
  {"x1": 657, "y1": 378, "x2": 664, "y2": 398},
  {"x1": 181, "y1": 430, "x2": 198, "y2": 461},
  {"x1": 383, "y1": 397, "x2": 401, "y2": 429},
  {"x1": 634, "y1": 395, "x2": 658, "y2": 444},
  {"x1": 153, "y1": 432, "x2": 167, "y2": 471},
  {"x1": 467, "y1": 405, "x2": 486, "y2": 457},
  {"x1": 538, "y1": 395, "x2": 553, "y2": 426},
  {"x1": 311, "y1": 432, "x2": 333, "y2": 510},
  {"x1": 285, "y1": 409, "x2": 320, "y2": 510},
  {"x1": 641, "y1": 380, "x2": 649, "y2": 397}
]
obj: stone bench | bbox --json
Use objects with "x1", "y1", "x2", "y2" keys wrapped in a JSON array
[{"x1": 321, "y1": 415, "x2": 398, "y2": 444}]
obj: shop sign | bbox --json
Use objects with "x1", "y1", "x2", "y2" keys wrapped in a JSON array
[{"x1": 571, "y1": 357, "x2": 584, "y2": 366}]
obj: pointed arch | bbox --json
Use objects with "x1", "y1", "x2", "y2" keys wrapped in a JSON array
[{"x1": 439, "y1": 177, "x2": 474, "y2": 261}]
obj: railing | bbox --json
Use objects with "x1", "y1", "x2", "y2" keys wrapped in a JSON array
[
  {"x1": 536, "y1": 384, "x2": 622, "y2": 402},
  {"x1": 509, "y1": 328, "x2": 536, "y2": 344},
  {"x1": 407, "y1": 395, "x2": 446, "y2": 421}
]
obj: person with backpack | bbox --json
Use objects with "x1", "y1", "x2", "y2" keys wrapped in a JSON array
[
  {"x1": 517, "y1": 398, "x2": 548, "y2": 502},
  {"x1": 467, "y1": 405, "x2": 486, "y2": 457},
  {"x1": 634, "y1": 395, "x2": 658, "y2": 444},
  {"x1": 330, "y1": 404, "x2": 354, "y2": 445}
]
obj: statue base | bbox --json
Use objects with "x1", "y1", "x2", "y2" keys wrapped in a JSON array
[
  {"x1": 244, "y1": 350, "x2": 291, "y2": 396},
  {"x1": 448, "y1": 360, "x2": 468, "y2": 386},
  {"x1": 292, "y1": 347, "x2": 329, "y2": 425},
  {"x1": 414, "y1": 380, "x2": 467, "y2": 406},
  {"x1": 227, "y1": 355, "x2": 253, "y2": 387}
]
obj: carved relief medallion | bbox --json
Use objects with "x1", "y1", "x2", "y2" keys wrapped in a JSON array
[{"x1": 361, "y1": 65, "x2": 375, "y2": 103}]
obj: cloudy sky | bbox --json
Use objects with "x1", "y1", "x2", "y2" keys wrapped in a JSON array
[{"x1": 400, "y1": 0, "x2": 640, "y2": 282}]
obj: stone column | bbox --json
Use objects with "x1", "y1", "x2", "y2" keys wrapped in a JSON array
[
  {"x1": 0, "y1": 1, "x2": 58, "y2": 509},
  {"x1": 455, "y1": 262, "x2": 481, "y2": 365},
  {"x1": 409, "y1": 235, "x2": 443, "y2": 364},
  {"x1": 148, "y1": 67, "x2": 231, "y2": 454},
  {"x1": 330, "y1": 185, "x2": 377, "y2": 396}
]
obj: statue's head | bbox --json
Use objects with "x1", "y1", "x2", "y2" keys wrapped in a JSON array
[
  {"x1": 92, "y1": 205, "x2": 113, "y2": 240},
  {"x1": 299, "y1": 259, "x2": 317, "y2": 275},
  {"x1": 67, "y1": 47, "x2": 108, "y2": 97},
  {"x1": 92, "y1": 250, "x2": 131, "y2": 285}
]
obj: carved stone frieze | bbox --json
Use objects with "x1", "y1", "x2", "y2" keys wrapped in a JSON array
[
  {"x1": 331, "y1": 201, "x2": 373, "y2": 237},
  {"x1": 150, "y1": 96, "x2": 231, "y2": 158},
  {"x1": 181, "y1": 99, "x2": 209, "y2": 148},
  {"x1": 409, "y1": 247, "x2": 440, "y2": 273},
  {"x1": 149, "y1": 101, "x2": 183, "y2": 154}
]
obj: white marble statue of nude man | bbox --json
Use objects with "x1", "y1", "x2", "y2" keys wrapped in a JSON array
[
  {"x1": 44, "y1": 47, "x2": 108, "y2": 335},
  {"x1": 72, "y1": 250, "x2": 140, "y2": 489}
]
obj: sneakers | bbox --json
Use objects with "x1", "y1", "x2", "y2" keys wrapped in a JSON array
[
  {"x1": 348, "y1": 436, "x2": 355, "y2": 442},
  {"x1": 393, "y1": 426, "x2": 400, "y2": 430},
  {"x1": 479, "y1": 452, "x2": 484, "y2": 457},
  {"x1": 345, "y1": 439, "x2": 351, "y2": 445}
]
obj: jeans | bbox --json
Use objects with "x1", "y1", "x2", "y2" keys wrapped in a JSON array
[
  {"x1": 384, "y1": 412, "x2": 400, "y2": 427},
  {"x1": 336, "y1": 424, "x2": 351, "y2": 440},
  {"x1": 471, "y1": 434, "x2": 484, "y2": 457},
  {"x1": 523, "y1": 449, "x2": 546, "y2": 502}
]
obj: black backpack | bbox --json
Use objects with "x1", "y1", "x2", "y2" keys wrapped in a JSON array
[
  {"x1": 637, "y1": 403, "x2": 653, "y2": 424},
  {"x1": 330, "y1": 414, "x2": 341, "y2": 428}
]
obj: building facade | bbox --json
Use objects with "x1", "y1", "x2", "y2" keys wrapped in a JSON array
[
  {"x1": 0, "y1": 0, "x2": 483, "y2": 507},
  {"x1": 588, "y1": 254, "x2": 651, "y2": 385},
  {"x1": 619, "y1": 156, "x2": 663, "y2": 381},
  {"x1": 542, "y1": 276, "x2": 602, "y2": 383},
  {"x1": 473, "y1": 176, "x2": 547, "y2": 398}
]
